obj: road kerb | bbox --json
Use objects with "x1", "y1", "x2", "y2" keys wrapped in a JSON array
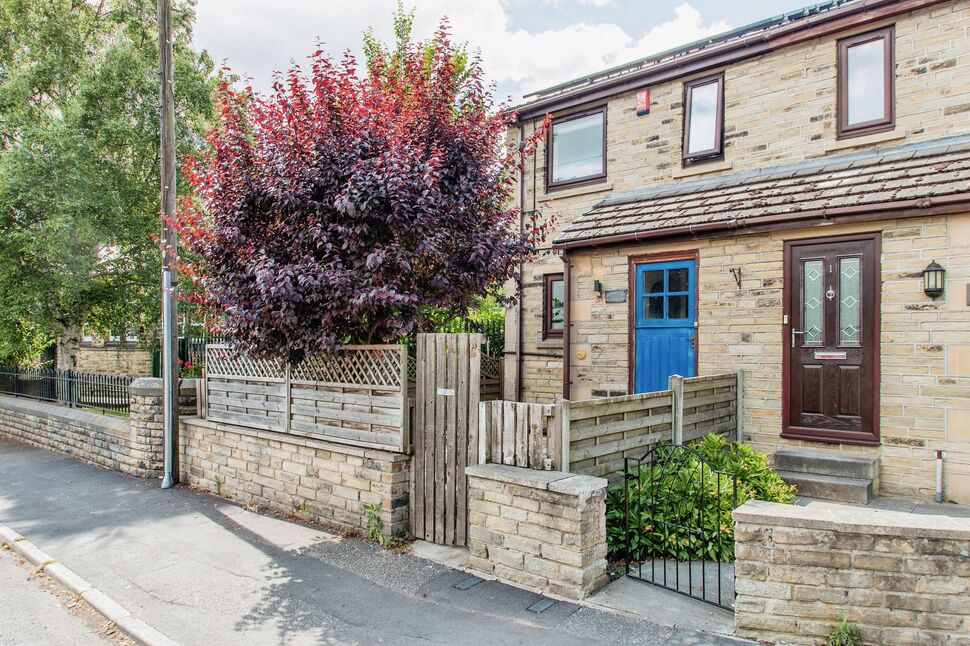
[{"x1": 0, "y1": 521, "x2": 180, "y2": 646}]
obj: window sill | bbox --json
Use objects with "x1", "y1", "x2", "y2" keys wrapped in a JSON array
[
  {"x1": 540, "y1": 182, "x2": 613, "y2": 203},
  {"x1": 537, "y1": 338, "x2": 564, "y2": 349},
  {"x1": 671, "y1": 160, "x2": 733, "y2": 179},
  {"x1": 825, "y1": 127, "x2": 905, "y2": 152}
]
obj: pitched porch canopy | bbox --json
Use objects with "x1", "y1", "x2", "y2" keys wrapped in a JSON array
[{"x1": 553, "y1": 135, "x2": 970, "y2": 250}]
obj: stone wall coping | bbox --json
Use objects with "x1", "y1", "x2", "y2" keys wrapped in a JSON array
[
  {"x1": 130, "y1": 378, "x2": 197, "y2": 397},
  {"x1": 734, "y1": 499, "x2": 970, "y2": 540},
  {"x1": 181, "y1": 416, "x2": 409, "y2": 462},
  {"x1": 465, "y1": 463, "x2": 608, "y2": 496},
  {"x1": 0, "y1": 394, "x2": 129, "y2": 435}
]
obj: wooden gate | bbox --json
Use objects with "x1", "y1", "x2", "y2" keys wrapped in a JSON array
[{"x1": 411, "y1": 333, "x2": 482, "y2": 546}]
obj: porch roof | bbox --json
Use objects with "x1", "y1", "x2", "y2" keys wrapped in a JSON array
[{"x1": 553, "y1": 135, "x2": 970, "y2": 250}]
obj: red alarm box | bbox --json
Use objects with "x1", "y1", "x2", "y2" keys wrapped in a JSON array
[{"x1": 636, "y1": 88, "x2": 650, "y2": 115}]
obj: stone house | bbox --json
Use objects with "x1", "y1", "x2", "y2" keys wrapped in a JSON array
[{"x1": 504, "y1": 0, "x2": 970, "y2": 504}]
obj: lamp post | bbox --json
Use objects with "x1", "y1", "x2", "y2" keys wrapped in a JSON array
[{"x1": 158, "y1": 0, "x2": 179, "y2": 488}]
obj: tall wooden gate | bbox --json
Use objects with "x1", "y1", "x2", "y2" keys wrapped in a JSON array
[{"x1": 411, "y1": 333, "x2": 482, "y2": 546}]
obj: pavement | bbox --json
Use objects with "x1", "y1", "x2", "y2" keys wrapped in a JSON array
[
  {"x1": 0, "y1": 438, "x2": 746, "y2": 646},
  {"x1": 0, "y1": 546, "x2": 127, "y2": 646}
]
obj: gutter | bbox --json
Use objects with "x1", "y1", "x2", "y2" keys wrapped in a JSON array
[
  {"x1": 517, "y1": 0, "x2": 949, "y2": 120},
  {"x1": 552, "y1": 193, "x2": 970, "y2": 252}
]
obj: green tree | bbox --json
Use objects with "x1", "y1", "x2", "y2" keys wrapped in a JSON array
[{"x1": 0, "y1": 0, "x2": 215, "y2": 367}]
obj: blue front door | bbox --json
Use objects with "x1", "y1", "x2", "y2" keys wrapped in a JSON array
[{"x1": 634, "y1": 260, "x2": 697, "y2": 393}]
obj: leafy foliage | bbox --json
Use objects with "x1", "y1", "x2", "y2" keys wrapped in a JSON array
[
  {"x1": 174, "y1": 10, "x2": 549, "y2": 364},
  {"x1": 606, "y1": 434, "x2": 795, "y2": 562},
  {"x1": 0, "y1": 0, "x2": 215, "y2": 365},
  {"x1": 828, "y1": 616, "x2": 862, "y2": 646}
]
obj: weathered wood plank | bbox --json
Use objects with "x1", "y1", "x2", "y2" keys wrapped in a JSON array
[
  {"x1": 569, "y1": 410, "x2": 673, "y2": 442},
  {"x1": 288, "y1": 386, "x2": 403, "y2": 408},
  {"x1": 444, "y1": 335, "x2": 458, "y2": 546},
  {"x1": 413, "y1": 336, "x2": 427, "y2": 540},
  {"x1": 208, "y1": 409, "x2": 285, "y2": 432},
  {"x1": 288, "y1": 402, "x2": 401, "y2": 427},
  {"x1": 502, "y1": 400, "x2": 515, "y2": 466},
  {"x1": 456, "y1": 334, "x2": 470, "y2": 546},
  {"x1": 569, "y1": 429, "x2": 671, "y2": 463},
  {"x1": 569, "y1": 393, "x2": 675, "y2": 420},
  {"x1": 434, "y1": 334, "x2": 446, "y2": 545},
  {"x1": 288, "y1": 420, "x2": 398, "y2": 447},
  {"x1": 681, "y1": 391, "x2": 737, "y2": 409},
  {"x1": 514, "y1": 402, "x2": 528, "y2": 467},
  {"x1": 527, "y1": 404, "x2": 544, "y2": 468},
  {"x1": 207, "y1": 381, "x2": 285, "y2": 397}
]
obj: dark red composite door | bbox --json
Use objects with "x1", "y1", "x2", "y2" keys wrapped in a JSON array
[{"x1": 784, "y1": 234, "x2": 880, "y2": 445}]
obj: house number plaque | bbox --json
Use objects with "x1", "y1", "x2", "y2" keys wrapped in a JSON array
[{"x1": 604, "y1": 289, "x2": 627, "y2": 303}]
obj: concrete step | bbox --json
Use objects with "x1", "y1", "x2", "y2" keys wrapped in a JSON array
[
  {"x1": 776, "y1": 470, "x2": 875, "y2": 505},
  {"x1": 773, "y1": 450, "x2": 878, "y2": 481}
]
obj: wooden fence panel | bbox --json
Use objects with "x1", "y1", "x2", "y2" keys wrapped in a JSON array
[
  {"x1": 203, "y1": 344, "x2": 408, "y2": 452},
  {"x1": 410, "y1": 333, "x2": 482, "y2": 546},
  {"x1": 567, "y1": 390, "x2": 675, "y2": 480},
  {"x1": 681, "y1": 373, "x2": 739, "y2": 444},
  {"x1": 479, "y1": 401, "x2": 563, "y2": 470}
]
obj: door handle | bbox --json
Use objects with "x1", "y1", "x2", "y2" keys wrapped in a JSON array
[{"x1": 791, "y1": 329, "x2": 805, "y2": 348}]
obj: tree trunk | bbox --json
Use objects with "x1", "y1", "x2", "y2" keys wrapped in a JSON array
[{"x1": 56, "y1": 324, "x2": 82, "y2": 370}]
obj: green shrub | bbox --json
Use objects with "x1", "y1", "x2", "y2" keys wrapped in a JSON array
[
  {"x1": 606, "y1": 434, "x2": 795, "y2": 562},
  {"x1": 828, "y1": 616, "x2": 862, "y2": 646}
]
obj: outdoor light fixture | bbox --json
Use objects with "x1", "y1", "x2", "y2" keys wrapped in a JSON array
[
  {"x1": 923, "y1": 260, "x2": 945, "y2": 299},
  {"x1": 593, "y1": 280, "x2": 603, "y2": 295}
]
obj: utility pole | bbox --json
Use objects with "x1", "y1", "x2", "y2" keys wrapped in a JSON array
[{"x1": 158, "y1": 0, "x2": 179, "y2": 488}]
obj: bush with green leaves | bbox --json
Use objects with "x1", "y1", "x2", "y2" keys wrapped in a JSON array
[
  {"x1": 606, "y1": 434, "x2": 795, "y2": 562},
  {"x1": 828, "y1": 616, "x2": 862, "y2": 646}
]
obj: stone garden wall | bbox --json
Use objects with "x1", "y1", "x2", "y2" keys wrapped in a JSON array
[
  {"x1": 465, "y1": 464, "x2": 609, "y2": 599},
  {"x1": 0, "y1": 378, "x2": 195, "y2": 478},
  {"x1": 180, "y1": 417, "x2": 411, "y2": 537},
  {"x1": 734, "y1": 499, "x2": 970, "y2": 646}
]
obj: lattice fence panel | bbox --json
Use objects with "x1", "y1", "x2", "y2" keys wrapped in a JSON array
[
  {"x1": 291, "y1": 346, "x2": 404, "y2": 388},
  {"x1": 205, "y1": 345, "x2": 285, "y2": 380}
]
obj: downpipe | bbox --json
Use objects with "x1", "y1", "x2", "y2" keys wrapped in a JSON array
[{"x1": 935, "y1": 450, "x2": 945, "y2": 503}]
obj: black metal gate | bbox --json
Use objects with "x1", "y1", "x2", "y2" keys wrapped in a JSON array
[{"x1": 623, "y1": 444, "x2": 739, "y2": 610}]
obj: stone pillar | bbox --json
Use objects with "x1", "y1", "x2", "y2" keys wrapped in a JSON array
[
  {"x1": 128, "y1": 378, "x2": 197, "y2": 477},
  {"x1": 465, "y1": 464, "x2": 608, "y2": 600}
]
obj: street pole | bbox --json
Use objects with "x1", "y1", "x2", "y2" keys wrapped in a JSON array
[{"x1": 158, "y1": 0, "x2": 179, "y2": 488}]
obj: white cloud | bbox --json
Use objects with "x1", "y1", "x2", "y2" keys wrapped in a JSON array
[
  {"x1": 192, "y1": 1, "x2": 731, "y2": 101},
  {"x1": 577, "y1": 0, "x2": 616, "y2": 6}
]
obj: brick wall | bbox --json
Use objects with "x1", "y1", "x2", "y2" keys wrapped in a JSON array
[
  {"x1": 180, "y1": 417, "x2": 411, "y2": 537},
  {"x1": 465, "y1": 464, "x2": 608, "y2": 599},
  {"x1": 76, "y1": 344, "x2": 152, "y2": 376},
  {"x1": 0, "y1": 378, "x2": 195, "y2": 477},
  {"x1": 733, "y1": 499, "x2": 970, "y2": 645}
]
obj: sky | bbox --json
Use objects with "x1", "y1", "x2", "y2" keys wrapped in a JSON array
[{"x1": 192, "y1": 0, "x2": 819, "y2": 103}]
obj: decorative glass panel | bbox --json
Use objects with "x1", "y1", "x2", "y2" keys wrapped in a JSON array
[
  {"x1": 686, "y1": 81, "x2": 719, "y2": 154},
  {"x1": 839, "y1": 257, "x2": 861, "y2": 345},
  {"x1": 551, "y1": 112, "x2": 604, "y2": 183},
  {"x1": 643, "y1": 270, "x2": 664, "y2": 293},
  {"x1": 803, "y1": 260, "x2": 823, "y2": 346},
  {"x1": 550, "y1": 279, "x2": 564, "y2": 330},
  {"x1": 668, "y1": 268, "x2": 689, "y2": 293},
  {"x1": 645, "y1": 296, "x2": 664, "y2": 320},
  {"x1": 846, "y1": 39, "x2": 886, "y2": 126},
  {"x1": 668, "y1": 295, "x2": 688, "y2": 319}
]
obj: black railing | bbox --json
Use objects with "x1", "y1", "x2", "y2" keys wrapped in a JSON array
[
  {"x1": 0, "y1": 365, "x2": 131, "y2": 414},
  {"x1": 623, "y1": 444, "x2": 739, "y2": 610}
]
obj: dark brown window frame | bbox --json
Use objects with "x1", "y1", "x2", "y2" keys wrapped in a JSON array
[
  {"x1": 682, "y1": 73, "x2": 725, "y2": 166},
  {"x1": 545, "y1": 105, "x2": 607, "y2": 192},
  {"x1": 837, "y1": 25, "x2": 895, "y2": 139},
  {"x1": 543, "y1": 273, "x2": 565, "y2": 339}
]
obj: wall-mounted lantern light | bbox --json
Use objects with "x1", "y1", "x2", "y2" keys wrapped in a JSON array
[
  {"x1": 593, "y1": 280, "x2": 603, "y2": 296},
  {"x1": 923, "y1": 260, "x2": 945, "y2": 299}
]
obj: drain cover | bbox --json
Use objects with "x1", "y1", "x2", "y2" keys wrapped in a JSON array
[
  {"x1": 527, "y1": 598, "x2": 556, "y2": 614},
  {"x1": 453, "y1": 576, "x2": 483, "y2": 590}
]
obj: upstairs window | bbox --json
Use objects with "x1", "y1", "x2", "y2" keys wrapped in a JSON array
[
  {"x1": 682, "y1": 73, "x2": 724, "y2": 164},
  {"x1": 544, "y1": 274, "x2": 565, "y2": 339},
  {"x1": 838, "y1": 26, "x2": 894, "y2": 138},
  {"x1": 547, "y1": 107, "x2": 606, "y2": 190}
]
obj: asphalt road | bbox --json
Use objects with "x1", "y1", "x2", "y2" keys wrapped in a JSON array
[
  {"x1": 0, "y1": 547, "x2": 128, "y2": 646},
  {"x1": 0, "y1": 439, "x2": 743, "y2": 646}
]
